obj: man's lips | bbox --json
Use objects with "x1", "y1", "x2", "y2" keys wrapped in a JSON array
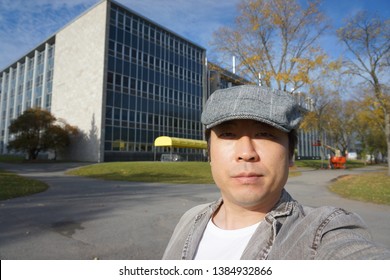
[
  {"x1": 232, "y1": 172, "x2": 264, "y2": 184},
  {"x1": 232, "y1": 172, "x2": 263, "y2": 178}
]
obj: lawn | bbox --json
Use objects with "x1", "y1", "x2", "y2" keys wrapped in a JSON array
[
  {"x1": 67, "y1": 162, "x2": 214, "y2": 184},
  {"x1": 329, "y1": 171, "x2": 390, "y2": 205},
  {"x1": 0, "y1": 154, "x2": 25, "y2": 163},
  {"x1": 294, "y1": 159, "x2": 366, "y2": 169},
  {"x1": 0, "y1": 169, "x2": 49, "y2": 201}
]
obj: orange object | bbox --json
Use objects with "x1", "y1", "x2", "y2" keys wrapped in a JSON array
[{"x1": 330, "y1": 156, "x2": 346, "y2": 169}]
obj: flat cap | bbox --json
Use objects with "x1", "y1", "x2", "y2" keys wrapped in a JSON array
[{"x1": 201, "y1": 85, "x2": 302, "y2": 132}]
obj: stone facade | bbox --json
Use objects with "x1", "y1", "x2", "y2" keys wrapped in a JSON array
[{"x1": 51, "y1": 1, "x2": 109, "y2": 162}]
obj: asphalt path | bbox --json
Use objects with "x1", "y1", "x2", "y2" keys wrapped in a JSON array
[{"x1": 0, "y1": 162, "x2": 389, "y2": 259}]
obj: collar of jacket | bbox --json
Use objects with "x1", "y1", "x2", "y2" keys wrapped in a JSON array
[{"x1": 182, "y1": 189, "x2": 295, "y2": 260}]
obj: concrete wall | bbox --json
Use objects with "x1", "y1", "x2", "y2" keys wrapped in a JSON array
[{"x1": 51, "y1": 1, "x2": 109, "y2": 162}]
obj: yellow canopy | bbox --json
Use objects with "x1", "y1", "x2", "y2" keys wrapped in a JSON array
[{"x1": 154, "y1": 136, "x2": 207, "y2": 149}]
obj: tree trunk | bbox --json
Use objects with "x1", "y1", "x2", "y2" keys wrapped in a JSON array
[{"x1": 386, "y1": 112, "x2": 390, "y2": 176}]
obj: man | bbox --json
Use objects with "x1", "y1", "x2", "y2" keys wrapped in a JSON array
[{"x1": 163, "y1": 85, "x2": 390, "y2": 260}]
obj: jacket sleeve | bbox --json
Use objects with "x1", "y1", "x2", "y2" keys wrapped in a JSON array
[{"x1": 313, "y1": 208, "x2": 390, "y2": 260}]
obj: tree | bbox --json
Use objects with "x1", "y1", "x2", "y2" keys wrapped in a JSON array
[
  {"x1": 337, "y1": 11, "x2": 390, "y2": 175},
  {"x1": 7, "y1": 108, "x2": 78, "y2": 160},
  {"x1": 299, "y1": 83, "x2": 340, "y2": 167},
  {"x1": 211, "y1": 0, "x2": 329, "y2": 92},
  {"x1": 42, "y1": 119, "x2": 79, "y2": 159},
  {"x1": 349, "y1": 94, "x2": 387, "y2": 163},
  {"x1": 326, "y1": 98, "x2": 357, "y2": 156}
]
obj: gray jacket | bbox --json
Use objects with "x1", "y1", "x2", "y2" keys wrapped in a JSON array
[{"x1": 163, "y1": 190, "x2": 390, "y2": 259}]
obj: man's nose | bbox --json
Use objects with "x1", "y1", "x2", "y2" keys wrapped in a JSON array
[{"x1": 236, "y1": 136, "x2": 260, "y2": 162}]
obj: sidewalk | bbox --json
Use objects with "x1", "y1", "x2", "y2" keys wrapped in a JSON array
[
  {"x1": 286, "y1": 165, "x2": 390, "y2": 248},
  {"x1": 0, "y1": 162, "x2": 389, "y2": 259}
]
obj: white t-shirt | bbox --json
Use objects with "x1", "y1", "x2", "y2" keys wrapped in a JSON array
[{"x1": 194, "y1": 219, "x2": 261, "y2": 260}]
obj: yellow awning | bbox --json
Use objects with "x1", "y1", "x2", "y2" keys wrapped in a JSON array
[{"x1": 154, "y1": 136, "x2": 207, "y2": 149}]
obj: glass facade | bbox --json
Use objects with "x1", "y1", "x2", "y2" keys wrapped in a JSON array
[
  {"x1": 293, "y1": 93, "x2": 321, "y2": 159},
  {"x1": 104, "y1": 4, "x2": 206, "y2": 161},
  {"x1": 296, "y1": 129, "x2": 321, "y2": 159},
  {"x1": 0, "y1": 42, "x2": 55, "y2": 153}
]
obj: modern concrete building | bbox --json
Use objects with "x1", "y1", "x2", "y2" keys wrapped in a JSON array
[
  {"x1": 206, "y1": 62, "x2": 253, "y2": 97},
  {"x1": 0, "y1": 0, "x2": 214, "y2": 162}
]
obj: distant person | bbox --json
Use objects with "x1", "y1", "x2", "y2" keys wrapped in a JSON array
[{"x1": 163, "y1": 85, "x2": 390, "y2": 260}]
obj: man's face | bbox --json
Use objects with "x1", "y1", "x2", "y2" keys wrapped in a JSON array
[{"x1": 209, "y1": 119, "x2": 291, "y2": 212}]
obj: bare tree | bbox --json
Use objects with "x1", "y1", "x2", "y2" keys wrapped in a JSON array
[{"x1": 337, "y1": 11, "x2": 390, "y2": 175}]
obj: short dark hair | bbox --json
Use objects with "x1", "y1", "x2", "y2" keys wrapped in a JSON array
[{"x1": 205, "y1": 128, "x2": 297, "y2": 160}]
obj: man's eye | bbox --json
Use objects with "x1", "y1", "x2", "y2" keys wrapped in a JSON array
[
  {"x1": 256, "y1": 132, "x2": 275, "y2": 139},
  {"x1": 218, "y1": 132, "x2": 236, "y2": 139}
]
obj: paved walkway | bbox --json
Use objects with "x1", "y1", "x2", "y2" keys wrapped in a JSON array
[
  {"x1": 0, "y1": 162, "x2": 389, "y2": 259},
  {"x1": 285, "y1": 166, "x2": 390, "y2": 248}
]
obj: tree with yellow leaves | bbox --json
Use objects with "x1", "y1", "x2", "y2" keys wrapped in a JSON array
[
  {"x1": 349, "y1": 93, "x2": 387, "y2": 164},
  {"x1": 211, "y1": 0, "x2": 329, "y2": 92}
]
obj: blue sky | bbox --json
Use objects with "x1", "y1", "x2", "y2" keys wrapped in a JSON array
[{"x1": 0, "y1": 0, "x2": 389, "y2": 71}]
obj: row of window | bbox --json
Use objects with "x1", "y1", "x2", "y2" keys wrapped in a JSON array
[
  {"x1": 105, "y1": 124, "x2": 201, "y2": 141},
  {"x1": 106, "y1": 92, "x2": 201, "y2": 116},
  {"x1": 104, "y1": 127, "x2": 202, "y2": 152},
  {"x1": 105, "y1": 141, "x2": 154, "y2": 152},
  {"x1": 106, "y1": 140, "x2": 204, "y2": 154},
  {"x1": 105, "y1": 106, "x2": 201, "y2": 128},
  {"x1": 106, "y1": 74, "x2": 202, "y2": 106},
  {"x1": 107, "y1": 56, "x2": 202, "y2": 91},
  {"x1": 110, "y1": 6, "x2": 203, "y2": 60},
  {"x1": 108, "y1": 41, "x2": 202, "y2": 80}
]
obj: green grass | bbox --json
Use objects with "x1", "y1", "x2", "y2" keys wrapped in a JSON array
[
  {"x1": 294, "y1": 159, "x2": 366, "y2": 169},
  {"x1": 0, "y1": 169, "x2": 49, "y2": 200},
  {"x1": 329, "y1": 171, "x2": 390, "y2": 205},
  {"x1": 68, "y1": 162, "x2": 215, "y2": 184},
  {"x1": 0, "y1": 155, "x2": 25, "y2": 163}
]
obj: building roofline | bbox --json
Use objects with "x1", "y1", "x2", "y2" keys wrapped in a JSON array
[
  {"x1": 0, "y1": 0, "x2": 107, "y2": 73},
  {"x1": 1, "y1": 36, "x2": 57, "y2": 72},
  {"x1": 110, "y1": 0, "x2": 206, "y2": 51},
  {"x1": 207, "y1": 61, "x2": 253, "y2": 85}
]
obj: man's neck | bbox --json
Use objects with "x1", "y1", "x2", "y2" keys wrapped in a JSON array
[{"x1": 212, "y1": 202, "x2": 266, "y2": 230}]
